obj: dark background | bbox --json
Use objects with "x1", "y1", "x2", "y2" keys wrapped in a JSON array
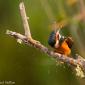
[{"x1": 0, "y1": 0, "x2": 85, "y2": 85}]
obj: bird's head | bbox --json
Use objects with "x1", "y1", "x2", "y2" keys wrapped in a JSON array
[{"x1": 48, "y1": 29, "x2": 61, "y2": 48}]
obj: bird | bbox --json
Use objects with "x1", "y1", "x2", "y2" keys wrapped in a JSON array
[{"x1": 48, "y1": 29, "x2": 73, "y2": 56}]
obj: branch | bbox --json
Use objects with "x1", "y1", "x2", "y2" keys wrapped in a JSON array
[
  {"x1": 19, "y1": 2, "x2": 31, "y2": 38},
  {"x1": 6, "y1": 30, "x2": 85, "y2": 77},
  {"x1": 6, "y1": 2, "x2": 85, "y2": 78}
]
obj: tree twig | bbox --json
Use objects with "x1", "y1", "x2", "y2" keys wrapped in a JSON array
[
  {"x1": 6, "y1": 2, "x2": 85, "y2": 78},
  {"x1": 19, "y1": 2, "x2": 31, "y2": 38}
]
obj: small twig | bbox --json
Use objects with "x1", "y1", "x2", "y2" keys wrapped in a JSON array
[
  {"x1": 6, "y1": 2, "x2": 85, "y2": 78},
  {"x1": 19, "y1": 2, "x2": 31, "y2": 38}
]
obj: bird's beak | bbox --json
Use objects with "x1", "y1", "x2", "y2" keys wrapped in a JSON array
[
  {"x1": 55, "y1": 30, "x2": 60, "y2": 48},
  {"x1": 55, "y1": 40, "x2": 59, "y2": 48}
]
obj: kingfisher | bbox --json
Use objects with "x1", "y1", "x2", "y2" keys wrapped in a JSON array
[{"x1": 48, "y1": 29, "x2": 73, "y2": 56}]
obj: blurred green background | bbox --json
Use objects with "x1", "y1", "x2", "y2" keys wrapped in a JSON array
[{"x1": 0, "y1": 0, "x2": 85, "y2": 85}]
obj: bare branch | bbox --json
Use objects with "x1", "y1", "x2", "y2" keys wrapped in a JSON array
[
  {"x1": 6, "y1": 30, "x2": 85, "y2": 73},
  {"x1": 19, "y1": 2, "x2": 31, "y2": 38}
]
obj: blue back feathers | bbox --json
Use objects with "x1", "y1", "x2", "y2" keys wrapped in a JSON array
[{"x1": 48, "y1": 31, "x2": 56, "y2": 47}]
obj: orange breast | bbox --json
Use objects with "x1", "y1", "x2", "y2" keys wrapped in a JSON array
[{"x1": 55, "y1": 41, "x2": 71, "y2": 56}]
